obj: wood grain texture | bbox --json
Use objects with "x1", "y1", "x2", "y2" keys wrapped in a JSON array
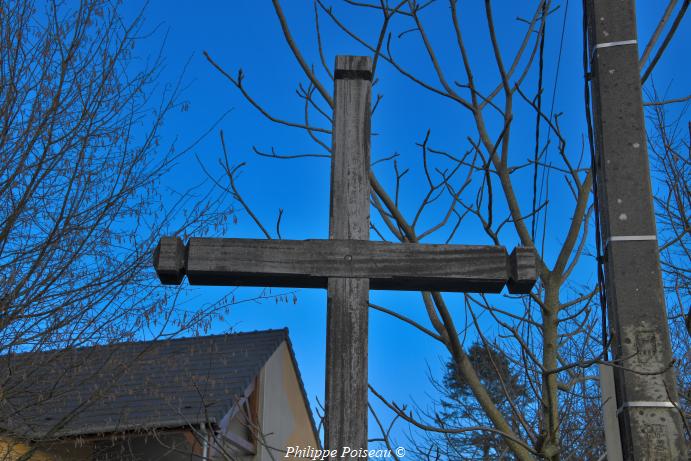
[
  {"x1": 507, "y1": 247, "x2": 537, "y2": 294},
  {"x1": 153, "y1": 236, "x2": 187, "y2": 285},
  {"x1": 183, "y1": 238, "x2": 510, "y2": 292},
  {"x1": 329, "y1": 55, "x2": 371, "y2": 243},
  {"x1": 151, "y1": 55, "x2": 540, "y2": 458},
  {"x1": 326, "y1": 55, "x2": 371, "y2": 458}
]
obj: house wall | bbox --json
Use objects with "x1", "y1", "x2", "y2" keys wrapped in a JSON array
[
  {"x1": 89, "y1": 432, "x2": 199, "y2": 460},
  {"x1": 30, "y1": 440, "x2": 91, "y2": 460},
  {"x1": 255, "y1": 342, "x2": 320, "y2": 461},
  {"x1": 0, "y1": 437, "x2": 54, "y2": 461},
  {"x1": 1, "y1": 431, "x2": 199, "y2": 461}
]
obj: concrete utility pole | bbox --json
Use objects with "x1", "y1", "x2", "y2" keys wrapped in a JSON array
[{"x1": 586, "y1": 1, "x2": 686, "y2": 459}]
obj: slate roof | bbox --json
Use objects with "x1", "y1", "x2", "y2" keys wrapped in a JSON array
[{"x1": 0, "y1": 329, "x2": 294, "y2": 439}]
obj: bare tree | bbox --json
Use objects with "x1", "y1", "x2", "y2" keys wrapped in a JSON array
[
  {"x1": 0, "y1": 0, "x2": 245, "y2": 457},
  {"x1": 0, "y1": 0, "x2": 241, "y2": 353},
  {"x1": 199, "y1": 1, "x2": 689, "y2": 459},
  {"x1": 646, "y1": 86, "x2": 691, "y2": 426}
]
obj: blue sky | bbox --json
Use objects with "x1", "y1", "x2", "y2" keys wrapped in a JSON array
[{"x1": 122, "y1": 0, "x2": 689, "y2": 448}]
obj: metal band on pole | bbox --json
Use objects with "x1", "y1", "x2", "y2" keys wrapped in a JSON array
[
  {"x1": 590, "y1": 39, "x2": 637, "y2": 62},
  {"x1": 605, "y1": 234, "x2": 657, "y2": 248},
  {"x1": 595, "y1": 39, "x2": 637, "y2": 49},
  {"x1": 617, "y1": 400, "x2": 678, "y2": 415}
]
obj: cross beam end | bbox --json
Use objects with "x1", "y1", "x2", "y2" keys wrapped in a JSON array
[
  {"x1": 507, "y1": 247, "x2": 537, "y2": 294},
  {"x1": 154, "y1": 237, "x2": 539, "y2": 295},
  {"x1": 153, "y1": 236, "x2": 186, "y2": 285}
]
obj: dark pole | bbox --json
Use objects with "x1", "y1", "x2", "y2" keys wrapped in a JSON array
[
  {"x1": 325, "y1": 55, "x2": 372, "y2": 459},
  {"x1": 586, "y1": 1, "x2": 686, "y2": 458}
]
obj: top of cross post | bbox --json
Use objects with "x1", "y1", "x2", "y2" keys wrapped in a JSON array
[{"x1": 334, "y1": 56, "x2": 372, "y2": 81}]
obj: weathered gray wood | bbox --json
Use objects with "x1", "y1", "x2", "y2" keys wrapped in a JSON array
[
  {"x1": 155, "y1": 237, "x2": 530, "y2": 293},
  {"x1": 326, "y1": 55, "x2": 371, "y2": 458},
  {"x1": 153, "y1": 237, "x2": 186, "y2": 285},
  {"x1": 152, "y1": 55, "x2": 539, "y2": 456},
  {"x1": 507, "y1": 247, "x2": 537, "y2": 294}
]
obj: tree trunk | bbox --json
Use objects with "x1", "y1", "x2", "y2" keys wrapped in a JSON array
[{"x1": 541, "y1": 277, "x2": 561, "y2": 460}]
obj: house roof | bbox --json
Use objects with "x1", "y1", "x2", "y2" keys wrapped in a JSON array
[{"x1": 0, "y1": 329, "x2": 305, "y2": 439}]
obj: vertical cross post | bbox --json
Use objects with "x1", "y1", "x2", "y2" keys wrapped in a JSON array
[
  {"x1": 153, "y1": 53, "x2": 538, "y2": 459},
  {"x1": 325, "y1": 56, "x2": 372, "y2": 457},
  {"x1": 586, "y1": 1, "x2": 685, "y2": 458}
]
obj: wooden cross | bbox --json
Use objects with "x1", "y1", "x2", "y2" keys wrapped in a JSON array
[{"x1": 154, "y1": 56, "x2": 536, "y2": 458}]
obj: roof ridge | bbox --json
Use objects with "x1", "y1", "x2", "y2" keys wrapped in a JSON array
[
  {"x1": 1, "y1": 328, "x2": 294, "y2": 438},
  {"x1": 2, "y1": 328, "x2": 289, "y2": 358}
]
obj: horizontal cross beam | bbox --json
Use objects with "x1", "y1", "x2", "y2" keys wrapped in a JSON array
[{"x1": 154, "y1": 237, "x2": 536, "y2": 294}]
